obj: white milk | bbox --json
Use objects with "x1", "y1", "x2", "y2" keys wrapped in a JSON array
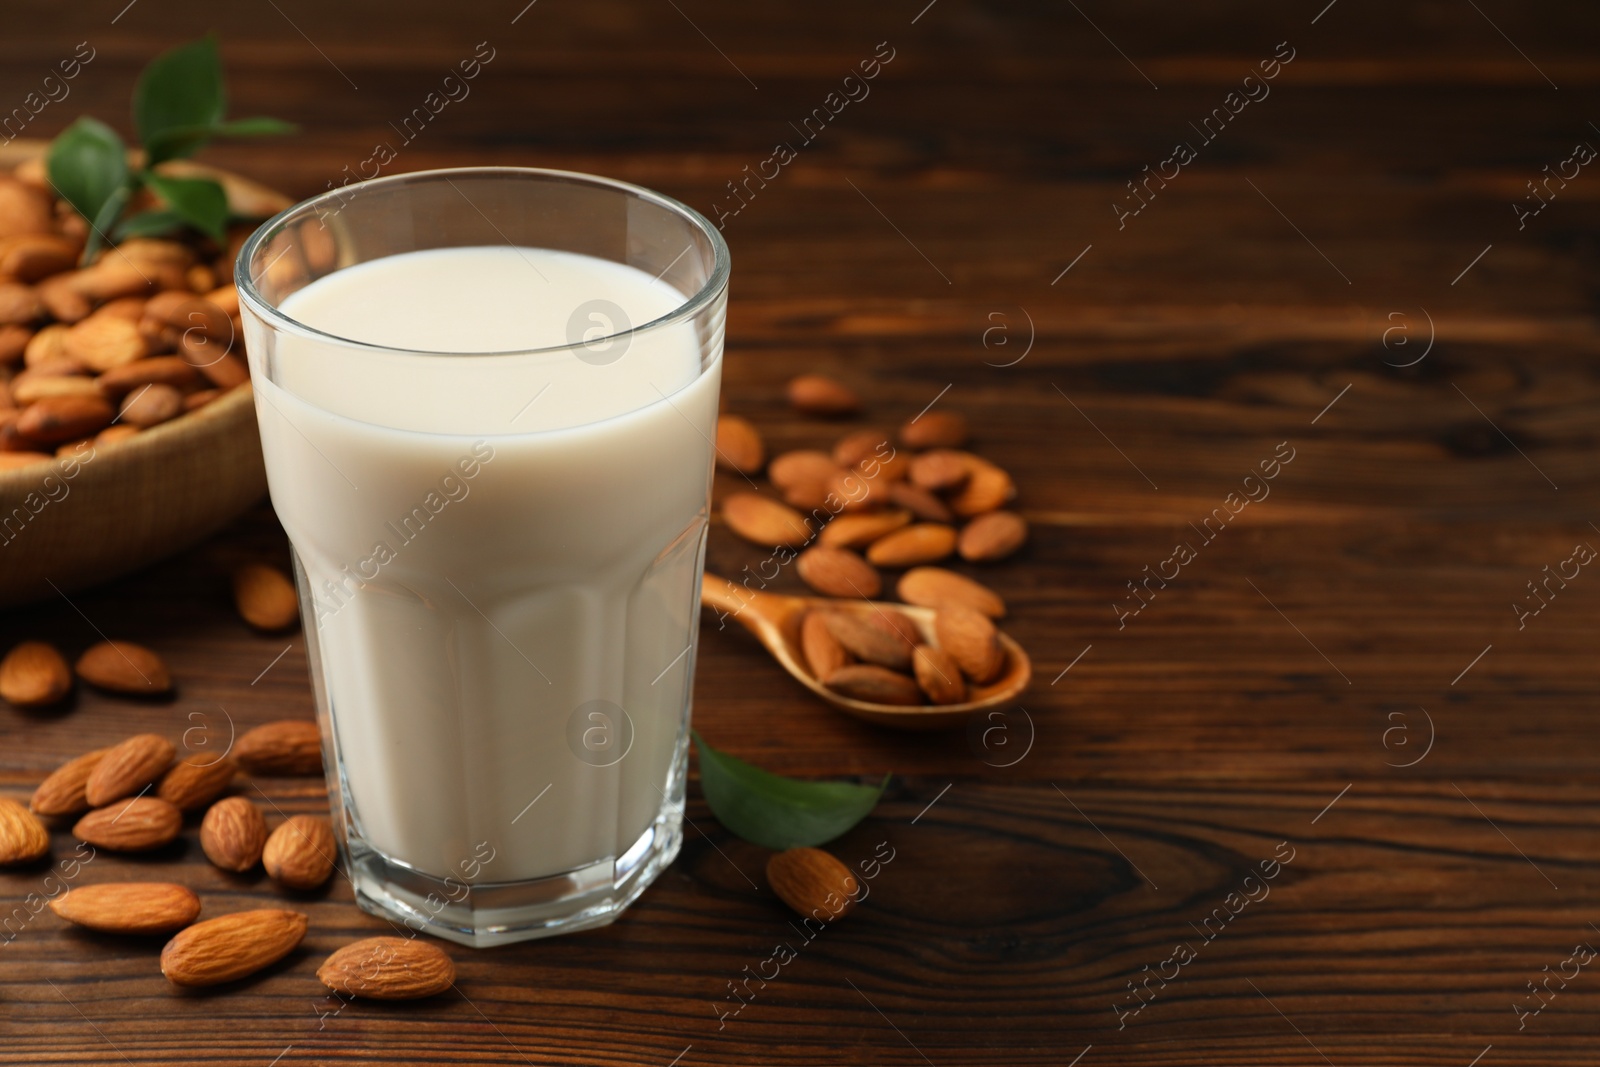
[{"x1": 247, "y1": 246, "x2": 719, "y2": 884}]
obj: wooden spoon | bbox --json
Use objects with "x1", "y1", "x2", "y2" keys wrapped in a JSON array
[{"x1": 700, "y1": 573, "x2": 1032, "y2": 729}]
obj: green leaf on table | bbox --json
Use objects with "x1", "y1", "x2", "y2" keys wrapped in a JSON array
[
  {"x1": 692, "y1": 730, "x2": 887, "y2": 850},
  {"x1": 135, "y1": 34, "x2": 226, "y2": 164},
  {"x1": 113, "y1": 209, "x2": 189, "y2": 241},
  {"x1": 143, "y1": 172, "x2": 229, "y2": 240}
]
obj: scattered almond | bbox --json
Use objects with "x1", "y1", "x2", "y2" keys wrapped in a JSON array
[
  {"x1": 768, "y1": 450, "x2": 838, "y2": 491},
  {"x1": 317, "y1": 936, "x2": 457, "y2": 1000},
  {"x1": 200, "y1": 796, "x2": 269, "y2": 872},
  {"x1": 824, "y1": 664, "x2": 923, "y2": 705},
  {"x1": 948, "y1": 457, "x2": 1015, "y2": 517},
  {"x1": 156, "y1": 754, "x2": 238, "y2": 812},
  {"x1": 160, "y1": 908, "x2": 308, "y2": 987},
  {"x1": 935, "y1": 605, "x2": 1007, "y2": 684},
  {"x1": 73, "y1": 796, "x2": 183, "y2": 852},
  {"x1": 822, "y1": 613, "x2": 914, "y2": 670},
  {"x1": 913, "y1": 645, "x2": 968, "y2": 705},
  {"x1": 721, "y1": 492, "x2": 812, "y2": 548},
  {"x1": 887, "y1": 482, "x2": 953, "y2": 523},
  {"x1": 825, "y1": 467, "x2": 880, "y2": 512},
  {"x1": 0, "y1": 640, "x2": 72, "y2": 707},
  {"x1": 715, "y1": 414, "x2": 764, "y2": 474},
  {"x1": 796, "y1": 546, "x2": 881, "y2": 599},
  {"x1": 799, "y1": 611, "x2": 853, "y2": 680},
  {"x1": 900, "y1": 410, "x2": 969, "y2": 450},
  {"x1": 50, "y1": 882, "x2": 201, "y2": 935},
  {"x1": 31, "y1": 748, "x2": 107, "y2": 816},
  {"x1": 817, "y1": 509, "x2": 911, "y2": 550},
  {"x1": 75, "y1": 640, "x2": 172, "y2": 695},
  {"x1": 234, "y1": 720, "x2": 323, "y2": 776},
  {"x1": 865, "y1": 523, "x2": 957, "y2": 568},
  {"x1": 831, "y1": 428, "x2": 891, "y2": 469},
  {"x1": 786, "y1": 374, "x2": 859, "y2": 416},
  {"x1": 767, "y1": 847, "x2": 861, "y2": 920},
  {"x1": 232, "y1": 563, "x2": 300, "y2": 631},
  {"x1": 908, "y1": 449, "x2": 972, "y2": 491},
  {"x1": 262, "y1": 814, "x2": 336, "y2": 890},
  {"x1": 897, "y1": 566, "x2": 1006, "y2": 618},
  {"x1": 958, "y1": 510, "x2": 1028, "y2": 562},
  {"x1": 0, "y1": 795, "x2": 50, "y2": 865},
  {"x1": 84, "y1": 733, "x2": 176, "y2": 807}
]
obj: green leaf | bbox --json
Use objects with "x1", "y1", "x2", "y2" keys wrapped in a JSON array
[
  {"x1": 692, "y1": 731, "x2": 886, "y2": 850},
  {"x1": 143, "y1": 117, "x2": 297, "y2": 162},
  {"x1": 143, "y1": 172, "x2": 229, "y2": 240},
  {"x1": 135, "y1": 35, "x2": 225, "y2": 164},
  {"x1": 210, "y1": 116, "x2": 298, "y2": 137},
  {"x1": 113, "y1": 208, "x2": 189, "y2": 240},
  {"x1": 48, "y1": 117, "x2": 130, "y2": 226}
]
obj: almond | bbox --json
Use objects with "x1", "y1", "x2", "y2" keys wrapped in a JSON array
[
  {"x1": 822, "y1": 612, "x2": 914, "y2": 670},
  {"x1": 0, "y1": 323, "x2": 30, "y2": 363},
  {"x1": 817, "y1": 509, "x2": 911, "y2": 550},
  {"x1": 721, "y1": 492, "x2": 812, "y2": 548},
  {"x1": 824, "y1": 664, "x2": 923, "y2": 705},
  {"x1": 714, "y1": 414, "x2": 764, "y2": 474},
  {"x1": 887, "y1": 482, "x2": 953, "y2": 523},
  {"x1": 0, "y1": 640, "x2": 72, "y2": 707},
  {"x1": 85, "y1": 734, "x2": 176, "y2": 807},
  {"x1": 14, "y1": 393, "x2": 113, "y2": 446},
  {"x1": 799, "y1": 611, "x2": 853, "y2": 679},
  {"x1": 908, "y1": 449, "x2": 971, "y2": 492},
  {"x1": 796, "y1": 546, "x2": 881, "y2": 599},
  {"x1": 31, "y1": 748, "x2": 108, "y2": 816},
  {"x1": 160, "y1": 908, "x2": 308, "y2": 987},
  {"x1": 0, "y1": 178, "x2": 56, "y2": 239},
  {"x1": 0, "y1": 282, "x2": 45, "y2": 325},
  {"x1": 12, "y1": 373, "x2": 101, "y2": 404},
  {"x1": 0, "y1": 233, "x2": 79, "y2": 282},
  {"x1": 948, "y1": 457, "x2": 1016, "y2": 517},
  {"x1": 768, "y1": 450, "x2": 838, "y2": 491},
  {"x1": 232, "y1": 563, "x2": 300, "y2": 631},
  {"x1": 72, "y1": 259, "x2": 161, "y2": 302},
  {"x1": 206, "y1": 283, "x2": 240, "y2": 317},
  {"x1": 262, "y1": 814, "x2": 337, "y2": 890},
  {"x1": 766, "y1": 847, "x2": 861, "y2": 920},
  {"x1": 854, "y1": 448, "x2": 909, "y2": 484},
  {"x1": 50, "y1": 882, "x2": 201, "y2": 935},
  {"x1": 825, "y1": 467, "x2": 881, "y2": 513},
  {"x1": 157, "y1": 755, "x2": 238, "y2": 812},
  {"x1": 35, "y1": 275, "x2": 91, "y2": 322},
  {"x1": 179, "y1": 338, "x2": 248, "y2": 388},
  {"x1": 865, "y1": 523, "x2": 957, "y2": 568},
  {"x1": 93, "y1": 296, "x2": 148, "y2": 322},
  {"x1": 184, "y1": 388, "x2": 220, "y2": 412},
  {"x1": 317, "y1": 936, "x2": 457, "y2": 1000},
  {"x1": 0, "y1": 451, "x2": 53, "y2": 470},
  {"x1": 958, "y1": 510, "x2": 1028, "y2": 562},
  {"x1": 95, "y1": 424, "x2": 141, "y2": 448},
  {"x1": 95, "y1": 355, "x2": 203, "y2": 395},
  {"x1": 64, "y1": 315, "x2": 150, "y2": 372},
  {"x1": 781, "y1": 476, "x2": 834, "y2": 511},
  {"x1": 934, "y1": 605, "x2": 1006, "y2": 684},
  {"x1": 143, "y1": 290, "x2": 232, "y2": 341},
  {"x1": 832, "y1": 428, "x2": 892, "y2": 469},
  {"x1": 200, "y1": 796, "x2": 269, "y2": 872},
  {"x1": 75, "y1": 640, "x2": 172, "y2": 695},
  {"x1": 0, "y1": 795, "x2": 50, "y2": 865},
  {"x1": 73, "y1": 796, "x2": 183, "y2": 852},
  {"x1": 22, "y1": 324, "x2": 71, "y2": 365},
  {"x1": 235, "y1": 720, "x2": 323, "y2": 776},
  {"x1": 897, "y1": 566, "x2": 1006, "y2": 618},
  {"x1": 118, "y1": 382, "x2": 184, "y2": 428},
  {"x1": 786, "y1": 374, "x2": 859, "y2": 416},
  {"x1": 899, "y1": 410, "x2": 969, "y2": 450},
  {"x1": 912, "y1": 644, "x2": 967, "y2": 705}
]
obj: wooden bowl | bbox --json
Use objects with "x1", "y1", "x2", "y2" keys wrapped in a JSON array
[{"x1": 0, "y1": 140, "x2": 291, "y2": 609}]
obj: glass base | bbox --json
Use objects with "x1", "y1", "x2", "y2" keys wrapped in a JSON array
[{"x1": 346, "y1": 812, "x2": 683, "y2": 948}]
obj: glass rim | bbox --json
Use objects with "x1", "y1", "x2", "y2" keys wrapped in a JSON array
[{"x1": 234, "y1": 165, "x2": 731, "y2": 359}]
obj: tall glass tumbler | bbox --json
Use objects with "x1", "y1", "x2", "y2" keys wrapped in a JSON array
[{"x1": 237, "y1": 169, "x2": 729, "y2": 946}]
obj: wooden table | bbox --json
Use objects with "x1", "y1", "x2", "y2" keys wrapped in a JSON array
[{"x1": 4, "y1": 2, "x2": 1598, "y2": 1063}]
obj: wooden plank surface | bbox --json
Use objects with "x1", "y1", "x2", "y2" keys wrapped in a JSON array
[{"x1": 3, "y1": 0, "x2": 1600, "y2": 1062}]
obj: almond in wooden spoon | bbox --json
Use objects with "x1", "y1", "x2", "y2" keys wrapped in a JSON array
[
  {"x1": 51, "y1": 882, "x2": 201, "y2": 935},
  {"x1": 75, "y1": 641, "x2": 172, "y2": 695},
  {"x1": 913, "y1": 645, "x2": 967, "y2": 705},
  {"x1": 935, "y1": 605, "x2": 1006, "y2": 684},
  {"x1": 0, "y1": 640, "x2": 71, "y2": 707},
  {"x1": 799, "y1": 611, "x2": 853, "y2": 680},
  {"x1": 822, "y1": 612, "x2": 913, "y2": 670},
  {"x1": 161, "y1": 909, "x2": 308, "y2": 987},
  {"x1": 823, "y1": 664, "x2": 923, "y2": 706},
  {"x1": 318, "y1": 936, "x2": 456, "y2": 999}
]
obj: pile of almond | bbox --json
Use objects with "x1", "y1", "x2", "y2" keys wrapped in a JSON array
[
  {"x1": 715, "y1": 375, "x2": 1025, "y2": 706},
  {"x1": 0, "y1": 162, "x2": 253, "y2": 471}
]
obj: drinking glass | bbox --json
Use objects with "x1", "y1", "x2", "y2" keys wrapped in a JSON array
[{"x1": 237, "y1": 168, "x2": 729, "y2": 946}]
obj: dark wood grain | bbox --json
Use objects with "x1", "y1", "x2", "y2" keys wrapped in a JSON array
[{"x1": 3, "y1": 0, "x2": 1600, "y2": 1062}]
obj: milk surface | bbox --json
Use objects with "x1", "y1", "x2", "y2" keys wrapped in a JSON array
[{"x1": 248, "y1": 246, "x2": 719, "y2": 883}]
